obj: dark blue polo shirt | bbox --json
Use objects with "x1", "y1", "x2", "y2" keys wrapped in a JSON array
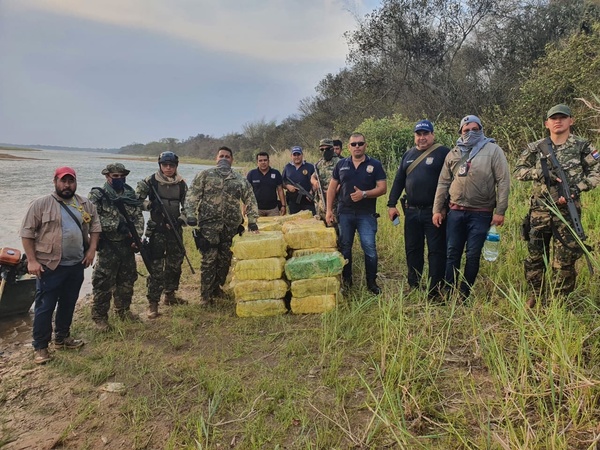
[
  {"x1": 282, "y1": 161, "x2": 315, "y2": 205},
  {"x1": 247, "y1": 167, "x2": 283, "y2": 210},
  {"x1": 332, "y1": 155, "x2": 386, "y2": 214}
]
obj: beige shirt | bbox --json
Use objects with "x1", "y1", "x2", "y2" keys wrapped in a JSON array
[
  {"x1": 433, "y1": 142, "x2": 510, "y2": 215},
  {"x1": 20, "y1": 192, "x2": 101, "y2": 270}
]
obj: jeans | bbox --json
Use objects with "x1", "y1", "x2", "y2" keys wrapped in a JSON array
[
  {"x1": 338, "y1": 212, "x2": 378, "y2": 282},
  {"x1": 32, "y1": 263, "x2": 84, "y2": 349},
  {"x1": 445, "y1": 210, "x2": 491, "y2": 297},
  {"x1": 404, "y1": 207, "x2": 446, "y2": 294}
]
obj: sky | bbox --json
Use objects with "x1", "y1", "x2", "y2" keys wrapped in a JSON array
[{"x1": 0, "y1": 0, "x2": 379, "y2": 149}]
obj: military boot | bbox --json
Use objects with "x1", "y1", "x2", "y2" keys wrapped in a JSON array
[
  {"x1": 93, "y1": 319, "x2": 112, "y2": 332},
  {"x1": 163, "y1": 291, "x2": 188, "y2": 305},
  {"x1": 116, "y1": 308, "x2": 142, "y2": 322},
  {"x1": 147, "y1": 302, "x2": 160, "y2": 319}
]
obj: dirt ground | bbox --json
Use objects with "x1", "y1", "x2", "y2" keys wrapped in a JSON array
[{"x1": 0, "y1": 289, "x2": 188, "y2": 450}]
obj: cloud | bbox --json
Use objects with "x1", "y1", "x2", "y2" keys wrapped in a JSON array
[{"x1": 14, "y1": 0, "x2": 368, "y2": 64}]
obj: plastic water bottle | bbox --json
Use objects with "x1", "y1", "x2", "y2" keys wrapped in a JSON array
[{"x1": 483, "y1": 225, "x2": 500, "y2": 262}]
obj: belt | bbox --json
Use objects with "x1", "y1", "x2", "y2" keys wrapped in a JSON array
[
  {"x1": 449, "y1": 203, "x2": 493, "y2": 212},
  {"x1": 405, "y1": 205, "x2": 432, "y2": 209}
]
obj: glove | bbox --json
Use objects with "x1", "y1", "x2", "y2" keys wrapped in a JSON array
[
  {"x1": 186, "y1": 217, "x2": 198, "y2": 227},
  {"x1": 248, "y1": 223, "x2": 258, "y2": 232},
  {"x1": 237, "y1": 224, "x2": 245, "y2": 236}
]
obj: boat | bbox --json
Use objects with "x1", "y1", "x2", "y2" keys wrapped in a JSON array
[{"x1": 0, "y1": 248, "x2": 36, "y2": 317}]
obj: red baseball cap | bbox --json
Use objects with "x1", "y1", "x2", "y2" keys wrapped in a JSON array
[{"x1": 54, "y1": 166, "x2": 77, "y2": 180}]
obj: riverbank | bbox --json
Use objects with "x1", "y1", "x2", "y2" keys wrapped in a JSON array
[{"x1": 0, "y1": 153, "x2": 45, "y2": 161}]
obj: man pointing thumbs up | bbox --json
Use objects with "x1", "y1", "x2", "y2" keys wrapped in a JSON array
[{"x1": 326, "y1": 133, "x2": 387, "y2": 294}]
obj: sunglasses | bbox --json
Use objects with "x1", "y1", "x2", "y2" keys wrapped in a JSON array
[
  {"x1": 109, "y1": 174, "x2": 127, "y2": 179},
  {"x1": 349, "y1": 141, "x2": 365, "y2": 147}
]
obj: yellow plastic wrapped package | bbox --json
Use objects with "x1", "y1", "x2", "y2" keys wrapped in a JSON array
[
  {"x1": 284, "y1": 226, "x2": 337, "y2": 250},
  {"x1": 284, "y1": 252, "x2": 345, "y2": 281},
  {"x1": 281, "y1": 218, "x2": 324, "y2": 234},
  {"x1": 291, "y1": 277, "x2": 340, "y2": 298},
  {"x1": 236, "y1": 299, "x2": 287, "y2": 317},
  {"x1": 257, "y1": 221, "x2": 282, "y2": 232},
  {"x1": 291, "y1": 247, "x2": 338, "y2": 257},
  {"x1": 232, "y1": 279, "x2": 289, "y2": 301},
  {"x1": 232, "y1": 231, "x2": 287, "y2": 260},
  {"x1": 278, "y1": 210, "x2": 313, "y2": 223},
  {"x1": 234, "y1": 257, "x2": 286, "y2": 281},
  {"x1": 291, "y1": 294, "x2": 337, "y2": 314},
  {"x1": 257, "y1": 216, "x2": 282, "y2": 231}
]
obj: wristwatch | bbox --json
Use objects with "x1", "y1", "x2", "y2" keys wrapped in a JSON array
[{"x1": 362, "y1": 191, "x2": 367, "y2": 199}]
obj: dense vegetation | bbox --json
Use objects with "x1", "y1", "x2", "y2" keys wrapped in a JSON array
[{"x1": 120, "y1": 0, "x2": 600, "y2": 162}]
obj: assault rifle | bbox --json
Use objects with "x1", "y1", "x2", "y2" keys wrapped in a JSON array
[
  {"x1": 285, "y1": 178, "x2": 314, "y2": 204},
  {"x1": 313, "y1": 161, "x2": 339, "y2": 233},
  {"x1": 148, "y1": 182, "x2": 196, "y2": 274},
  {"x1": 313, "y1": 161, "x2": 327, "y2": 213},
  {"x1": 93, "y1": 187, "x2": 154, "y2": 276},
  {"x1": 541, "y1": 139, "x2": 593, "y2": 273}
]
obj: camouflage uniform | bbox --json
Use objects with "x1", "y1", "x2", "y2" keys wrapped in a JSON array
[
  {"x1": 314, "y1": 156, "x2": 340, "y2": 222},
  {"x1": 136, "y1": 173, "x2": 193, "y2": 305},
  {"x1": 515, "y1": 135, "x2": 600, "y2": 297},
  {"x1": 186, "y1": 166, "x2": 259, "y2": 302},
  {"x1": 89, "y1": 177, "x2": 144, "y2": 322}
]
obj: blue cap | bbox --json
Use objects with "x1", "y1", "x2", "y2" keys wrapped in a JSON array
[
  {"x1": 458, "y1": 115, "x2": 483, "y2": 133},
  {"x1": 291, "y1": 146, "x2": 303, "y2": 154},
  {"x1": 414, "y1": 120, "x2": 434, "y2": 133}
]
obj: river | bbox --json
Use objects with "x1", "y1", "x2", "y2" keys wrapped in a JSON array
[{"x1": 0, "y1": 148, "x2": 210, "y2": 341}]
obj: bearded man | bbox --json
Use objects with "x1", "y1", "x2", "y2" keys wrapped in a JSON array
[{"x1": 20, "y1": 167, "x2": 101, "y2": 364}]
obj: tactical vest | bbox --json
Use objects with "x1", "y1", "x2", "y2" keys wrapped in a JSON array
[{"x1": 148, "y1": 175, "x2": 184, "y2": 225}]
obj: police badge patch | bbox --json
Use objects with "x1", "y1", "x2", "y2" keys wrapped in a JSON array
[
  {"x1": 366, "y1": 165, "x2": 374, "y2": 173},
  {"x1": 302, "y1": 169, "x2": 308, "y2": 175},
  {"x1": 426, "y1": 157, "x2": 434, "y2": 165},
  {"x1": 271, "y1": 174, "x2": 276, "y2": 178}
]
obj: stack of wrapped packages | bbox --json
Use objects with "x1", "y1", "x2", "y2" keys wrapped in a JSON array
[
  {"x1": 282, "y1": 219, "x2": 345, "y2": 314},
  {"x1": 231, "y1": 231, "x2": 289, "y2": 317}
]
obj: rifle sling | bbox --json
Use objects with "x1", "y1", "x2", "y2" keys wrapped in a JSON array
[{"x1": 406, "y1": 144, "x2": 440, "y2": 177}]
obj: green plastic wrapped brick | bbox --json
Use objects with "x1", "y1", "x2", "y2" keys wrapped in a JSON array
[
  {"x1": 284, "y1": 252, "x2": 345, "y2": 281},
  {"x1": 234, "y1": 257, "x2": 286, "y2": 281},
  {"x1": 236, "y1": 299, "x2": 287, "y2": 317},
  {"x1": 291, "y1": 277, "x2": 340, "y2": 297},
  {"x1": 232, "y1": 231, "x2": 287, "y2": 260},
  {"x1": 291, "y1": 247, "x2": 337, "y2": 257}
]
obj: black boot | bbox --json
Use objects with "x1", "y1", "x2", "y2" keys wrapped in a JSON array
[{"x1": 367, "y1": 280, "x2": 381, "y2": 295}]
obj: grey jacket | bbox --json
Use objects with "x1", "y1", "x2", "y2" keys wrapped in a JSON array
[{"x1": 433, "y1": 141, "x2": 510, "y2": 215}]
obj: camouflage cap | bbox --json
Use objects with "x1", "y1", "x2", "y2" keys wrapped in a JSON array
[
  {"x1": 319, "y1": 138, "x2": 334, "y2": 148},
  {"x1": 546, "y1": 104, "x2": 572, "y2": 119},
  {"x1": 101, "y1": 163, "x2": 131, "y2": 175}
]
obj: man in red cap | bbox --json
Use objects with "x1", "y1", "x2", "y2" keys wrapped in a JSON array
[{"x1": 20, "y1": 166, "x2": 101, "y2": 364}]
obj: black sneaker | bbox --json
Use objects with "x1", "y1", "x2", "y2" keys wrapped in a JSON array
[{"x1": 367, "y1": 282, "x2": 382, "y2": 295}]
